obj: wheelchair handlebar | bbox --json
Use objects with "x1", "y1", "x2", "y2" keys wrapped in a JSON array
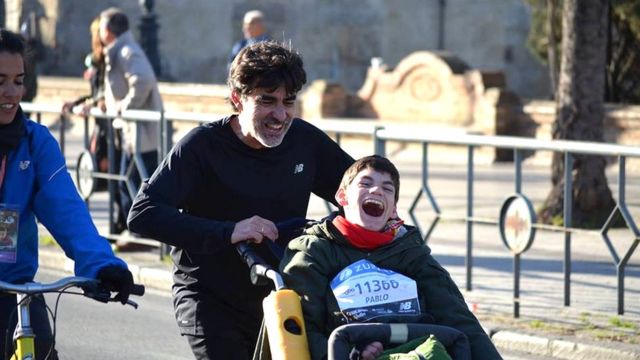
[
  {"x1": 235, "y1": 242, "x2": 285, "y2": 289},
  {"x1": 235, "y1": 217, "x2": 317, "y2": 289}
]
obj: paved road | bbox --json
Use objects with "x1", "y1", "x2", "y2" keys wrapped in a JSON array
[
  {"x1": 37, "y1": 270, "x2": 192, "y2": 360},
  {"x1": 36, "y1": 268, "x2": 555, "y2": 360}
]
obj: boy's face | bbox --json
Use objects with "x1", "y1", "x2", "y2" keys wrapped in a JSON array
[{"x1": 336, "y1": 167, "x2": 397, "y2": 232}]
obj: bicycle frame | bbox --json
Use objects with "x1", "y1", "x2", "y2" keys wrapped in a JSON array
[
  {"x1": 1, "y1": 278, "x2": 93, "y2": 360},
  {"x1": 10, "y1": 293, "x2": 35, "y2": 360},
  {"x1": 0, "y1": 276, "x2": 144, "y2": 360}
]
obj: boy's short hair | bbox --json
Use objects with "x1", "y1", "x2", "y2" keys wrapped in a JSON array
[
  {"x1": 227, "y1": 41, "x2": 306, "y2": 111},
  {"x1": 339, "y1": 155, "x2": 400, "y2": 203}
]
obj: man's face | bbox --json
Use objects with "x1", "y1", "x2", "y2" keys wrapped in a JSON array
[
  {"x1": 243, "y1": 20, "x2": 264, "y2": 39},
  {"x1": 336, "y1": 168, "x2": 397, "y2": 232},
  {"x1": 0, "y1": 51, "x2": 24, "y2": 125},
  {"x1": 233, "y1": 86, "x2": 296, "y2": 149}
]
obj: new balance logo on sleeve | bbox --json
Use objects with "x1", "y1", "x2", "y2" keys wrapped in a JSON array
[{"x1": 294, "y1": 163, "x2": 304, "y2": 174}]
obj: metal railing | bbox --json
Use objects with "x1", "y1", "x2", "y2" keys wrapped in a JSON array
[
  {"x1": 21, "y1": 102, "x2": 639, "y2": 316},
  {"x1": 373, "y1": 128, "x2": 640, "y2": 316}
]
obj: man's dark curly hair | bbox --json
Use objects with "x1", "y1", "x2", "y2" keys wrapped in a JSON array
[{"x1": 228, "y1": 41, "x2": 306, "y2": 111}]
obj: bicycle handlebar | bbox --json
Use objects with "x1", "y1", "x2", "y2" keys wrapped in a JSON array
[
  {"x1": 131, "y1": 284, "x2": 145, "y2": 296},
  {"x1": 0, "y1": 276, "x2": 98, "y2": 294},
  {"x1": 0, "y1": 276, "x2": 145, "y2": 308}
]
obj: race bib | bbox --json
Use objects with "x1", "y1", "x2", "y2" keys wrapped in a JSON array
[
  {"x1": 0, "y1": 206, "x2": 19, "y2": 264},
  {"x1": 330, "y1": 259, "x2": 420, "y2": 322}
]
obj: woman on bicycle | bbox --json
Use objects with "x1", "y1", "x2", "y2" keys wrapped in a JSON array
[{"x1": 0, "y1": 29, "x2": 134, "y2": 359}]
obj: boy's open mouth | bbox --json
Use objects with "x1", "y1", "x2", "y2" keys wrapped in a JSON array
[{"x1": 362, "y1": 199, "x2": 384, "y2": 217}]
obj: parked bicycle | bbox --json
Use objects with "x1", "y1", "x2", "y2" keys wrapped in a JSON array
[{"x1": 0, "y1": 276, "x2": 144, "y2": 360}]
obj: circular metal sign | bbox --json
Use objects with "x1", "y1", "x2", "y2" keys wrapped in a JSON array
[
  {"x1": 76, "y1": 150, "x2": 97, "y2": 200},
  {"x1": 499, "y1": 194, "x2": 536, "y2": 254}
]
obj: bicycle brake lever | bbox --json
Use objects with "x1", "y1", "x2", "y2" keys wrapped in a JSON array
[{"x1": 126, "y1": 299, "x2": 139, "y2": 309}]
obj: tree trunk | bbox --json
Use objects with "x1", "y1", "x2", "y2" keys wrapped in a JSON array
[
  {"x1": 539, "y1": 0, "x2": 617, "y2": 228},
  {"x1": 546, "y1": 0, "x2": 560, "y2": 98}
]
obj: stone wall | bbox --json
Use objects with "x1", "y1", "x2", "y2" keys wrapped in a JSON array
[
  {"x1": 7, "y1": 0, "x2": 550, "y2": 99},
  {"x1": 35, "y1": 76, "x2": 640, "y2": 153},
  {"x1": 34, "y1": 76, "x2": 233, "y2": 115},
  {"x1": 524, "y1": 100, "x2": 640, "y2": 146},
  {"x1": 301, "y1": 51, "x2": 529, "y2": 133},
  {"x1": 354, "y1": 52, "x2": 483, "y2": 126}
]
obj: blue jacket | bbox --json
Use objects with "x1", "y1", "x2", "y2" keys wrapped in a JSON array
[
  {"x1": 0, "y1": 114, "x2": 126, "y2": 283},
  {"x1": 228, "y1": 34, "x2": 271, "y2": 65}
]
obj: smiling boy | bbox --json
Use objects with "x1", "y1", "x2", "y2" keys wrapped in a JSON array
[{"x1": 280, "y1": 155, "x2": 502, "y2": 360}]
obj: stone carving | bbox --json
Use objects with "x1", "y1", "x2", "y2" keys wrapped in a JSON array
[
  {"x1": 356, "y1": 51, "x2": 483, "y2": 126},
  {"x1": 300, "y1": 51, "x2": 535, "y2": 142}
]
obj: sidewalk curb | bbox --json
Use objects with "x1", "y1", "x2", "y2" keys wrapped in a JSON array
[
  {"x1": 38, "y1": 246, "x2": 640, "y2": 360},
  {"x1": 39, "y1": 246, "x2": 173, "y2": 292},
  {"x1": 491, "y1": 330, "x2": 640, "y2": 360}
]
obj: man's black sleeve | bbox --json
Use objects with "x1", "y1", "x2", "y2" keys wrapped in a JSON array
[{"x1": 127, "y1": 135, "x2": 235, "y2": 254}]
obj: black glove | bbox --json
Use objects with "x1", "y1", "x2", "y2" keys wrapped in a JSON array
[{"x1": 97, "y1": 265, "x2": 134, "y2": 305}]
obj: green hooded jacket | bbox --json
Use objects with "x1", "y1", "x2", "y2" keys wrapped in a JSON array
[{"x1": 279, "y1": 220, "x2": 502, "y2": 360}]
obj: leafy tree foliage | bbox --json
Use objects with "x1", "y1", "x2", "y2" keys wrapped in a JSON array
[{"x1": 524, "y1": 0, "x2": 640, "y2": 103}]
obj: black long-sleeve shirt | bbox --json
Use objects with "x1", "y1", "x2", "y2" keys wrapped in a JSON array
[{"x1": 128, "y1": 116, "x2": 354, "y2": 335}]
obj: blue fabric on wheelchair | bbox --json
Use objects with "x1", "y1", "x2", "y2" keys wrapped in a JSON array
[{"x1": 267, "y1": 218, "x2": 311, "y2": 259}]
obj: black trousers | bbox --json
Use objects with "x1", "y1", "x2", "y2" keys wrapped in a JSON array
[
  {"x1": 179, "y1": 300, "x2": 262, "y2": 360},
  {"x1": 0, "y1": 294, "x2": 58, "y2": 359},
  {"x1": 186, "y1": 332, "x2": 256, "y2": 360},
  {"x1": 119, "y1": 150, "x2": 158, "y2": 230}
]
